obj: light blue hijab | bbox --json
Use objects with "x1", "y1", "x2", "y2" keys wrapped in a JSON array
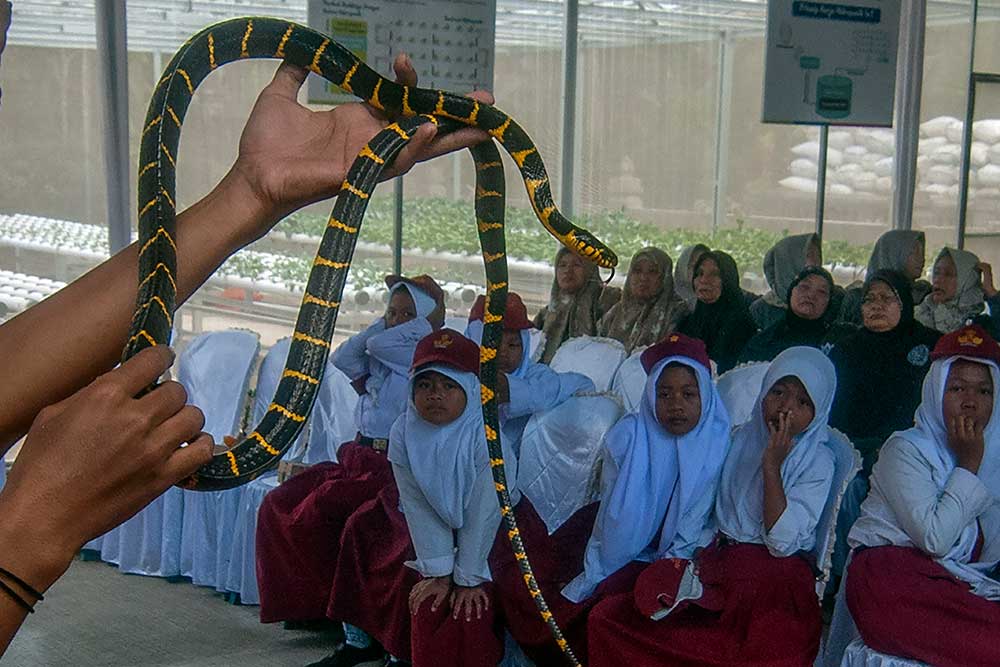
[
  {"x1": 715, "y1": 346, "x2": 836, "y2": 545},
  {"x1": 391, "y1": 282, "x2": 436, "y2": 319},
  {"x1": 562, "y1": 355, "x2": 731, "y2": 602}
]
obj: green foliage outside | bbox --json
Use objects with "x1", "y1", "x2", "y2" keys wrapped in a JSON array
[{"x1": 274, "y1": 197, "x2": 873, "y2": 277}]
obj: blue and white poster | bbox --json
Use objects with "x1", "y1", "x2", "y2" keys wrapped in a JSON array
[{"x1": 763, "y1": 1, "x2": 901, "y2": 126}]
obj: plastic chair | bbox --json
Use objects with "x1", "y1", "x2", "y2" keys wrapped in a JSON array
[
  {"x1": 716, "y1": 361, "x2": 770, "y2": 427},
  {"x1": 177, "y1": 329, "x2": 261, "y2": 588},
  {"x1": 609, "y1": 346, "x2": 647, "y2": 413},
  {"x1": 549, "y1": 336, "x2": 627, "y2": 393},
  {"x1": 812, "y1": 428, "x2": 861, "y2": 600},
  {"x1": 517, "y1": 393, "x2": 624, "y2": 534}
]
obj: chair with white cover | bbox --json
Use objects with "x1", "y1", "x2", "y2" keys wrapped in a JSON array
[
  {"x1": 299, "y1": 362, "x2": 358, "y2": 465},
  {"x1": 549, "y1": 336, "x2": 627, "y2": 393},
  {"x1": 812, "y1": 428, "x2": 861, "y2": 601},
  {"x1": 716, "y1": 361, "x2": 770, "y2": 427},
  {"x1": 221, "y1": 337, "x2": 315, "y2": 604},
  {"x1": 610, "y1": 347, "x2": 647, "y2": 413},
  {"x1": 177, "y1": 329, "x2": 261, "y2": 588},
  {"x1": 517, "y1": 393, "x2": 625, "y2": 534}
]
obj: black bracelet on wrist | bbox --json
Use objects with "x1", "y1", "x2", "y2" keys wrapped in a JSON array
[
  {"x1": 0, "y1": 566, "x2": 44, "y2": 601},
  {"x1": 0, "y1": 577, "x2": 34, "y2": 613}
]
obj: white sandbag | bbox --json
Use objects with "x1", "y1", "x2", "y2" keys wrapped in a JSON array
[
  {"x1": 931, "y1": 144, "x2": 963, "y2": 166},
  {"x1": 977, "y1": 163, "x2": 1000, "y2": 186},
  {"x1": 859, "y1": 129, "x2": 894, "y2": 155},
  {"x1": 946, "y1": 119, "x2": 966, "y2": 143},
  {"x1": 859, "y1": 153, "x2": 881, "y2": 170},
  {"x1": 717, "y1": 362, "x2": 770, "y2": 427},
  {"x1": 918, "y1": 136, "x2": 949, "y2": 156},
  {"x1": 916, "y1": 155, "x2": 932, "y2": 172},
  {"x1": 610, "y1": 349, "x2": 647, "y2": 413},
  {"x1": 518, "y1": 394, "x2": 625, "y2": 534},
  {"x1": 977, "y1": 187, "x2": 1000, "y2": 199},
  {"x1": 843, "y1": 145, "x2": 868, "y2": 162},
  {"x1": 876, "y1": 176, "x2": 893, "y2": 193},
  {"x1": 828, "y1": 130, "x2": 853, "y2": 150},
  {"x1": 989, "y1": 144, "x2": 1000, "y2": 165},
  {"x1": 826, "y1": 147, "x2": 844, "y2": 168},
  {"x1": 830, "y1": 183, "x2": 854, "y2": 195},
  {"x1": 973, "y1": 119, "x2": 1000, "y2": 144},
  {"x1": 853, "y1": 172, "x2": 878, "y2": 192},
  {"x1": 874, "y1": 157, "x2": 894, "y2": 178},
  {"x1": 790, "y1": 158, "x2": 819, "y2": 178},
  {"x1": 923, "y1": 183, "x2": 952, "y2": 197},
  {"x1": 549, "y1": 336, "x2": 627, "y2": 393},
  {"x1": 972, "y1": 142, "x2": 990, "y2": 168},
  {"x1": 921, "y1": 115, "x2": 959, "y2": 138},
  {"x1": 926, "y1": 164, "x2": 958, "y2": 185},
  {"x1": 791, "y1": 141, "x2": 821, "y2": 160},
  {"x1": 780, "y1": 176, "x2": 818, "y2": 193}
]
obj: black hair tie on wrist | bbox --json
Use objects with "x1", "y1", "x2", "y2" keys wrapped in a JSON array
[
  {"x1": 0, "y1": 566, "x2": 44, "y2": 601},
  {"x1": 0, "y1": 578, "x2": 34, "y2": 613}
]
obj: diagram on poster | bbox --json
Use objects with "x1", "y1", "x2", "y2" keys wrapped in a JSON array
[
  {"x1": 762, "y1": 1, "x2": 900, "y2": 126},
  {"x1": 307, "y1": 0, "x2": 495, "y2": 105}
]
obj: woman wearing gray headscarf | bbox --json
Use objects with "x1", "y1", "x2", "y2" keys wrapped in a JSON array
[
  {"x1": 749, "y1": 233, "x2": 824, "y2": 330},
  {"x1": 534, "y1": 247, "x2": 620, "y2": 364},
  {"x1": 837, "y1": 230, "x2": 930, "y2": 325},
  {"x1": 598, "y1": 247, "x2": 689, "y2": 354},
  {"x1": 673, "y1": 243, "x2": 710, "y2": 309},
  {"x1": 915, "y1": 247, "x2": 1000, "y2": 335}
]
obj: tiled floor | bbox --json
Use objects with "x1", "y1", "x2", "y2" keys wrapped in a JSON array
[{"x1": 3, "y1": 559, "x2": 344, "y2": 666}]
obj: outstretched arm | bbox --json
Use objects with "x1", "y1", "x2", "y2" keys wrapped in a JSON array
[{"x1": 0, "y1": 58, "x2": 493, "y2": 450}]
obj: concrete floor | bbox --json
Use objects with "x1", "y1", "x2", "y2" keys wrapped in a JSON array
[{"x1": 4, "y1": 559, "x2": 346, "y2": 667}]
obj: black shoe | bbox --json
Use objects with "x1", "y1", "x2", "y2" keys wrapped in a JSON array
[{"x1": 306, "y1": 644, "x2": 386, "y2": 667}]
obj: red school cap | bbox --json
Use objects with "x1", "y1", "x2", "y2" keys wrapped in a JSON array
[
  {"x1": 640, "y1": 333, "x2": 712, "y2": 375},
  {"x1": 467, "y1": 292, "x2": 534, "y2": 331},
  {"x1": 411, "y1": 328, "x2": 480, "y2": 375}
]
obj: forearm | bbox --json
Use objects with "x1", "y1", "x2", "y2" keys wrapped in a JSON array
[
  {"x1": 762, "y1": 466, "x2": 787, "y2": 531},
  {"x1": 0, "y1": 171, "x2": 267, "y2": 450}
]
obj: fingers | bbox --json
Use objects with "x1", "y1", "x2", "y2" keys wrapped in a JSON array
[
  {"x1": 431, "y1": 586, "x2": 448, "y2": 612},
  {"x1": 137, "y1": 380, "x2": 189, "y2": 426},
  {"x1": 392, "y1": 52, "x2": 417, "y2": 87},
  {"x1": 266, "y1": 62, "x2": 309, "y2": 101},
  {"x1": 150, "y1": 405, "x2": 206, "y2": 455},
  {"x1": 105, "y1": 346, "x2": 175, "y2": 398},
  {"x1": 385, "y1": 124, "x2": 439, "y2": 179},
  {"x1": 158, "y1": 432, "x2": 214, "y2": 484}
]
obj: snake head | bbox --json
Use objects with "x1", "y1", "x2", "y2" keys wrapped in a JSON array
[{"x1": 567, "y1": 230, "x2": 618, "y2": 270}]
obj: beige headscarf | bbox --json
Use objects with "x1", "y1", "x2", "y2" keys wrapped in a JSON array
[
  {"x1": 598, "y1": 247, "x2": 689, "y2": 354},
  {"x1": 536, "y1": 247, "x2": 608, "y2": 363}
]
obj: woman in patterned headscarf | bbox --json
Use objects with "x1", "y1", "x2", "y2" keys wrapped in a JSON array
[
  {"x1": 598, "y1": 247, "x2": 689, "y2": 354},
  {"x1": 535, "y1": 247, "x2": 619, "y2": 364},
  {"x1": 915, "y1": 247, "x2": 994, "y2": 335}
]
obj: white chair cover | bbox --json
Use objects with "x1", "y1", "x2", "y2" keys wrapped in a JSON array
[
  {"x1": 812, "y1": 428, "x2": 861, "y2": 600},
  {"x1": 840, "y1": 639, "x2": 928, "y2": 667},
  {"x1": 517, "y1": 393, "x2": 624, "y2": 534},
  {"x1": 549, "y1": 336, "x2": 627, "y2": 393},
  {"x1": 303, "y1": 362, "x2": 358, "y2": 464},
  {"x1": 221, "y1": 337, "x2": 318, "y2": 603},
  {"x1": 609, "y1": 347, "x2": 647, "y2": 413},
  {"x1": 177, "y1": 329, "x2": 260, "y2": 587},
  {"x1": 716, "y1": 361, "x2": 770, "y2": 427}
]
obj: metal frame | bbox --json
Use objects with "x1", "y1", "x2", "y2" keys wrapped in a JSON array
[
  {"x1": 96, "y1": 0, "x2": 131, "y2": 253},
  {"x1": 892, "y1": 0, "x2": 928, "y2": 232}
]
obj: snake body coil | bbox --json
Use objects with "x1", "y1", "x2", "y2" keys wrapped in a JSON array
[{"x1": 126, "y1": 18, "x2": 618, "y2": 666}]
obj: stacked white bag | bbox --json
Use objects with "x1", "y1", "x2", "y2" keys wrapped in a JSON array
[{"x1": 779, "y1": 116, "x2": 1000, "y2": 201}]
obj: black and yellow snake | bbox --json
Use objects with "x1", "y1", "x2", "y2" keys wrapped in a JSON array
[{"x1": 123, "y1": 17, "x2": 618, "y2": 665}]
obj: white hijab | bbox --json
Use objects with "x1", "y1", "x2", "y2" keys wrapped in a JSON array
[
  {"x1": 715, "y1": 346, "x2": 836, "y2": 544},
  {"x1": 562, "y1": 356, "x2": 731, "y2": 602},
  {"x1": 391, "y1": 282, "x2": 437, "y2": 319},
  {"x1": 897, "y1": 356, "x2": 1000, "y2": 589}
]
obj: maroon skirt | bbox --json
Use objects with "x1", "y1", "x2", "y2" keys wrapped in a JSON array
[
  {"x1": 490, "y1": 499, "x2": 603, "y2": 665},
  {"x1": 326, "y1": 482, "x2": 419, "y2": 660},
  {"x1": 255, "y1": 442, "x2": 393, "y2": 623},
  {"x1": 411, "y1": 581, "x2": 503, "y2": 667},
  {"x1": 847, "y1": 545, "x2": 1000, "y2": 667},
  {"x1": 588, "y1": 542, "x2": 822, "y2": 667}
]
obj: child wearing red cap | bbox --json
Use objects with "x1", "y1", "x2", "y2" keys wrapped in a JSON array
[
  {"x1": 319, "y1": 329, "x2": 513, "y2": 667},
  {"x1": 843, "y1": 324, "x2": 1000, "y2": 667},
  {"x1": 256, "y1": 275, "x2": 444, "y2": 628}
]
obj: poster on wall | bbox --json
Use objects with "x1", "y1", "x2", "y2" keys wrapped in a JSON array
[
  {"x1": 307, "y1": 0, "x2": 496, "y2": 105},
  {"x1": 762, "y1": 1, "x2": 900, "y2": 126}
]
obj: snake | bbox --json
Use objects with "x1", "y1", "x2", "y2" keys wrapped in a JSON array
[{"x1": 123, "y1": 17, "x2": 619, "y2": 666}]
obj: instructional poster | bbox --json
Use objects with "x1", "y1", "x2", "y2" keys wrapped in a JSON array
[
  {"x1": 762, "y1": 1, "x2": 900, "y2": 126},
  {"x1": 306, "y1": 0, "x2": 496, "y2": 105}
]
